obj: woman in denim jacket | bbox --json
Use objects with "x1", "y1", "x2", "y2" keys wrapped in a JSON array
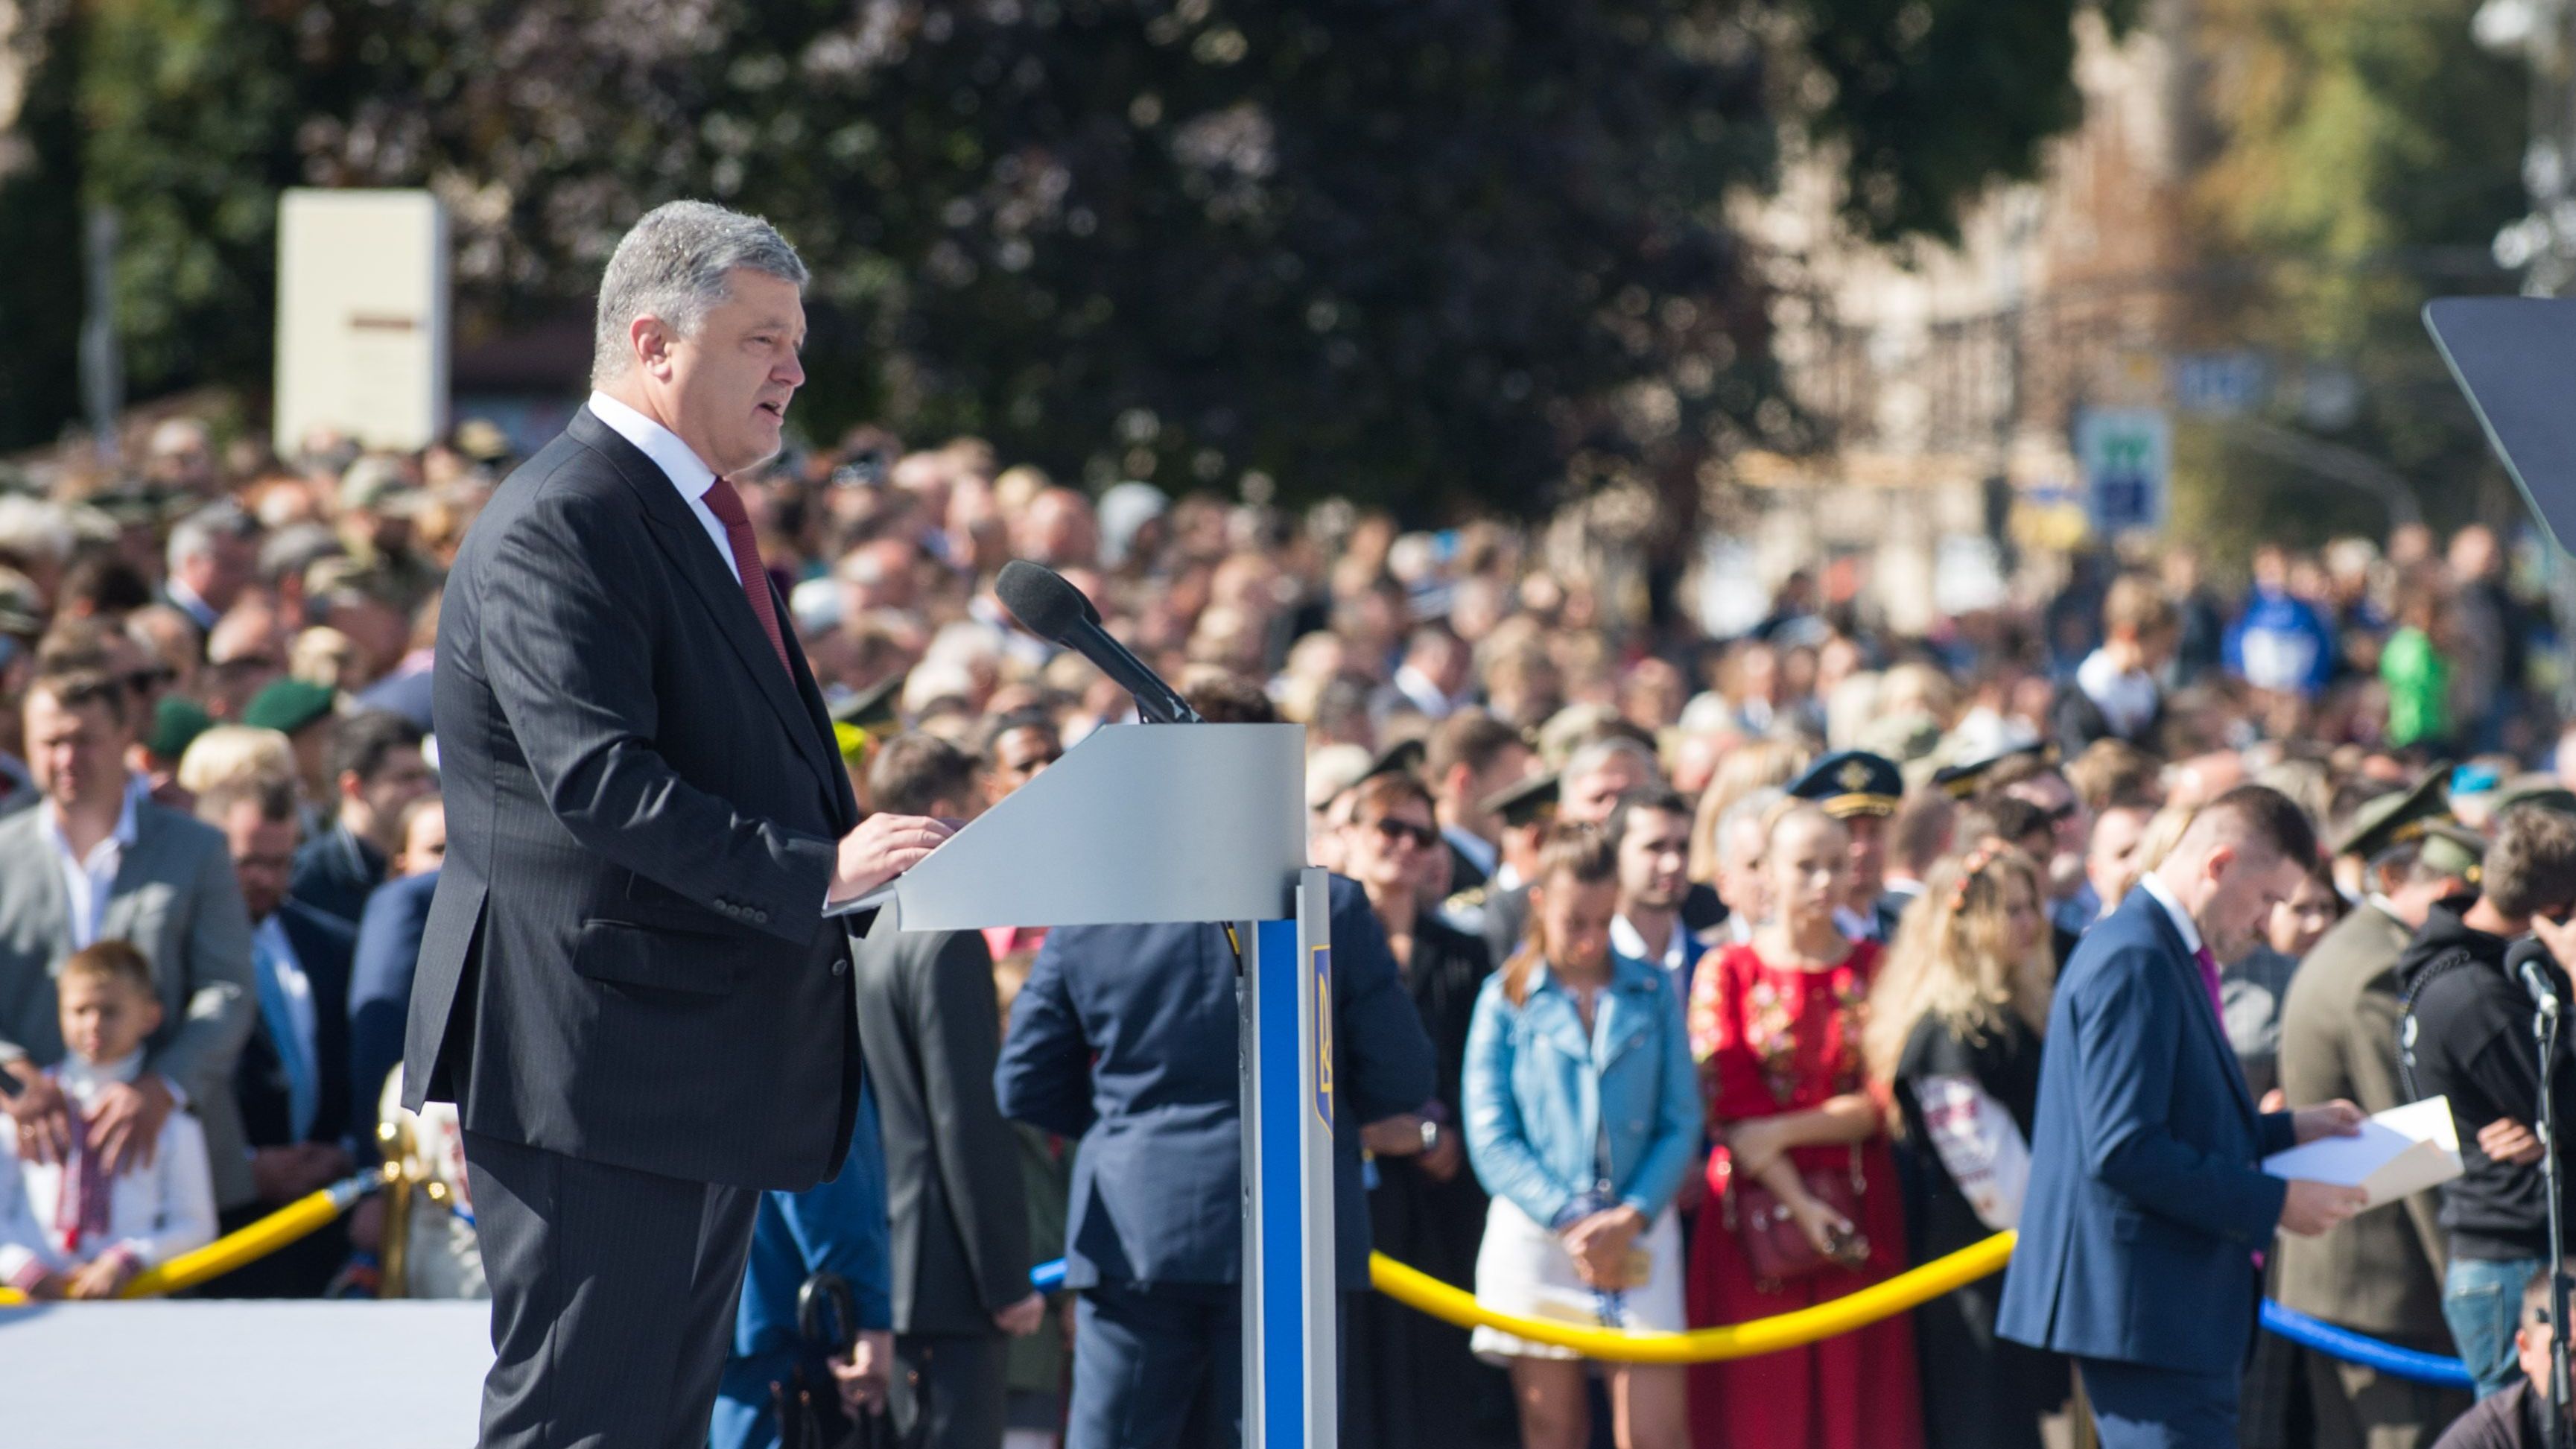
[{"x1": 1463, "y1": 822, "x2": 1701, "y2": 1449}]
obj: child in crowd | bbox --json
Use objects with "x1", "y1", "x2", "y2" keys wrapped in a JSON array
[{"x1": 0, "y1": 940, "x2": 217, "y2": 1299}]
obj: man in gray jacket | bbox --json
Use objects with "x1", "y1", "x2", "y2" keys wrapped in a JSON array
[{"x1": 0, "y1": 665, "x2": 258, "y2": 1208}]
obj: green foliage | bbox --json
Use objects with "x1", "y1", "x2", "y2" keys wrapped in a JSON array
[{"x1": 4, "y1": 0, "x2": 2121, "y2": 519}]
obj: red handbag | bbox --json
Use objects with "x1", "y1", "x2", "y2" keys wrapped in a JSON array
[{"x1": 1716, "y1": 1144, "x2": 1871, "y2": 1290}]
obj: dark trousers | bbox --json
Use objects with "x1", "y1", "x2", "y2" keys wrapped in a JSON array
[
  {"x1": 2079, "y1": 1356, "x2": 2243, "y2": 1449},
  {"x1": 1068, "y1": 1282, "x2": 1242, "y2": 1449},
  {"x1": 894, "y1": 1332, "x2": 1009, "y2": 1449},
  {"x1": 463, "y1": 1130, "x2": 760, "y2": 1449}
]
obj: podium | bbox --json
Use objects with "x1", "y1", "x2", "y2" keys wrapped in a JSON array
[{"x1": 869, "y1": 721, "x2": 1336, "y2": 1449}]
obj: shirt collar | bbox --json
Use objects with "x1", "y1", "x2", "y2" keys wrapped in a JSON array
[
  {"x1": 2136, "y1": 871, "x2": 2206, "y2": 957},
  {"x1": 59, "y1": 1048, "x2": 145, "y2": 1096},
  {"x1": 1442, "y1": 824, "x2": 1498, "y2": 877},
  {"x1": 1609, "y1": 912, "x2": 1684, "y2": 971},
  {"x1": 588, "y1": 390, "x2": 718, "y2": 502},
  {"x1": 45, "y1": 774, "x2": 145, "y2": 860}
]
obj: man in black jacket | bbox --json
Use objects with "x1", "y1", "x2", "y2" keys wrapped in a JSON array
[
  {"x1": 401, "y1": 201, "x2": 951, "y2": 1449},
  {"x1": 854, "y1": 733, "x2": 1040, "y2": 1449},
  {"x1": 2400, "y1": 804, "x2": 2576, "y2": 1398}
]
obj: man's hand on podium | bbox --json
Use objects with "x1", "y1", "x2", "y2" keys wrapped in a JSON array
[{"x1": 831, "y1": 814, "x2": 958, "y2": 907}]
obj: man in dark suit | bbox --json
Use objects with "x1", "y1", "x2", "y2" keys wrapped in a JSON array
[
  {"x1": 1425, "y1": 708, "x2": 1533, "y2": 897},
  {"x1": 401, "y1": 200, "x2": 953, "y2": 1449},
  {"x1": 348, "y1": 866, "x2": 439, "y2": 1121},
  {"x1": 197, "y1": 773, "x2": 358, "y2": 1297},
  {"x1": 1999, "y1": 785, "x2": 2370, "y2": 1448},
  {"x1": 993, "y1": 679, "x2": 1436, "y2": 1449},
  {"x1": 289, "y1": 708, "x2": 435, "y2": 927},
  {"x1": 854, "y1": 734, "x2": 1039, "y2": 1449}
]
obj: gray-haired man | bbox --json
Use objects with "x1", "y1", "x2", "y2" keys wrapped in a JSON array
[{"x1": 403, "y1": 200, "x2": 954, "y2": 1448}]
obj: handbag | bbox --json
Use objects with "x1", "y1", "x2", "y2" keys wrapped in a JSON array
[{"x1": 1717, "y1": 1142, "x2": 1871, "y2": 1291}]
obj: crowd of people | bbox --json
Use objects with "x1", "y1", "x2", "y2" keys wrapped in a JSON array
[{"x1": 3, "y1": 397, "x2": 2576, "y2": 1449}]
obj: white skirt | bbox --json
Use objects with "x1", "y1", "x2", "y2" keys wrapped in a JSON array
[{"x1": 1468, "y1": 1193, "x2": 1686, "y2": 1363}]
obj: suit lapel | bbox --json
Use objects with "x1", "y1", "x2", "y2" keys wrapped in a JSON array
[
  {"x1": 567, "y1": 410, "x2": 840, "y2": 799},
  {"x1": 9, "y1": 813, "x2": 74, "y2": 958},
  {"x1": 95, "y1": 804, "x2": 165, "y2": 946},
  {"x1": 2134, "y1": 893, "x2": 2260, "y2": 1126}
]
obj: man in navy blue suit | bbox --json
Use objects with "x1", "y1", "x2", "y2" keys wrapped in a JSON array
[
  {"x1": 992, "y1": 676, "x2": 1435, "y2": 1449},
  {"x1": 1999, "y1": 784, "x2": 2370, "y2": 1448}
]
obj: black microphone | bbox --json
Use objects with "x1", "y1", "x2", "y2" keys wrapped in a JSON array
[
  {"x1": 995, "y1": 561, "x2": 1202, "y2": 724},
  {"x1": 2511, "y1": 937, "x2": 2565, "y2": 1017}
]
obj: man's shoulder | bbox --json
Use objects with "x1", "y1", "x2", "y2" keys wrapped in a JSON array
[
  {"x1": 133, "y1": 799, "x2": 227, "y2": 866},
  {"x1": 2429, "y1": 1379, "x2": 2534, "y2": 1449},
  {"x1": 279, "y1": 898, "x2": 359, "y2": 956}
]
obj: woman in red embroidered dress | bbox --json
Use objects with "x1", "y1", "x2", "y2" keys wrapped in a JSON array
[{"x1": 1684, "y1": 800, "x2": 1922, "y2": 1449}]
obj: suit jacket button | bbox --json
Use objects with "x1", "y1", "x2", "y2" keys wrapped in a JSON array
[
  {"x1": 754, "y1": 910, "x2": 770, "y2": 924},
  {"x1": 831, "y1": 958, "x2": 846, "y2": 977}
]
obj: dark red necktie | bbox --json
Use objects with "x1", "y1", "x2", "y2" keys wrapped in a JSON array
[{"x1": 701, "y1": 476, "x2": 792, "y2": 675}]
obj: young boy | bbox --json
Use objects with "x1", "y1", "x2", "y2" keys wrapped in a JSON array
[{"x1": 0, "y1": 940, "x2": 217, "y2": 1299}]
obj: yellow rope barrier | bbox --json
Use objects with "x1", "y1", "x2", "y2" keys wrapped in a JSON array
[
  {"x1": 1367, "y1": 1229, "x2": 2018, "y2": 1364},
  {"x1": 0, "y1": 1170, "x2": 378, "y2": 1306}
]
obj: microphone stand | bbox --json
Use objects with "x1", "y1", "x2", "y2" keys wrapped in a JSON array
[{"x1": 2539, "y1": 983, "x2": 2569, "y2": 1449}]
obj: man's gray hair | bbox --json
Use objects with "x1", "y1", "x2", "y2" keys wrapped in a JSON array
[
  {"x1": 591, "y1": 201, "x2": 809, "y2": 384},
  {"x1": 1719, "y1": 786, "x2": 1785, "y2": 852},
  {"x1": 1562, "y1": 735, "x2": 1659, "y2": 788},
  {"x1": 168, "y1": 501, "x2": 255, "y2": 574}
]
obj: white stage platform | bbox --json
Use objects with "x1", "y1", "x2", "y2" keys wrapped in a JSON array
[{"x1": 1, "y1": 1301, "x2": 492, "y2": 1447}]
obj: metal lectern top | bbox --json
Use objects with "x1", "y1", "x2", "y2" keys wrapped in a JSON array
[
  {"x1": 871, "y1": 721, "x2": 1307, "y2": 932},
  {"x1": 2424, "y1": 297, "x2": 2576, "y2": 555}
]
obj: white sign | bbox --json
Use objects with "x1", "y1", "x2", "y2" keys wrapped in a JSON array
[
  {"x1": 273, "y1": 189, "x2": 450, "y2": 453},
  {"x1": 2076, "y1": 407, "x2": 2171, "y2": 537}
]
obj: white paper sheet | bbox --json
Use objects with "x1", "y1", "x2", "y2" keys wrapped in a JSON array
[{"x1": 2261, "y1": 1096, "x2": 2464, "y2": 1208}]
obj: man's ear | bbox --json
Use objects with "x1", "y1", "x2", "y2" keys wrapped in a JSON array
[{"x1": 2204, "y1": 842, "x2": 2237, "y2": 885}]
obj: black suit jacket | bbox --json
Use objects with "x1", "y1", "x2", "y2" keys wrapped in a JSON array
[
  {"x1": 403, "y1": 406, "x2": 864, "y2": 1190},
  {"x1": 236, "y1": 899, "x2": 358, "y2": 1150},
  {"x1": 289, "y1": 823, "x2": 386, "y2": 928},
  {"x1": 850, "y1": 916, "x2": 1030, "y2": 1336}
]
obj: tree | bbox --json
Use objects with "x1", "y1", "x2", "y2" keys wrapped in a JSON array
[{"x1": 4, "y1": 0, "x2": 2129, "y2": 537}]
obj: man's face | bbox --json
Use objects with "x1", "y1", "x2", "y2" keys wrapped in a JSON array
[
  {"x1": 658, "y1": 268, "x2": 806, "y2": 477},
  {"x1": 220, "y1": 803, "x2": 299, "y2": 921},
  {"x1": 2201, "y1": 843, "x2": 2306, "y2": 963},
  {"x1": 1564, "y1": 755, "x2": 1651, "y2": 824},
  {"x1": 25, "y1": 689, "x2": 130, "y2": 811},
  {"x1": 986, "y1": 726, "x2": 1062, "y2": 805},
  {"x1": 356, "y1": 744, "x2": 437, "y2": 829},
  {"x1": 182, "y1": 535, "x2": 256, "y2": 612},
  {"x1": 1842, "y1": 811, "x2": 1887, "y2": 904},
  {"x1": 1465, "y1": 743, "x2": 1536, "y2": 819},
  {"x1": 1617, "y1": 808, "x2": 1693, "y2": 914},
  {"x1": 2087, "y1": 805, "x2": 2152, "y2": 909}
]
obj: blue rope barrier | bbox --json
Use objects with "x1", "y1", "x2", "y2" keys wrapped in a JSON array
[
  {"x1": 2259, "y1": 1300, "x2": 2475, "y2": 1389},
  {"x1": 1027, "y1": 1258, "x2": 2475, "y2": 1387}
]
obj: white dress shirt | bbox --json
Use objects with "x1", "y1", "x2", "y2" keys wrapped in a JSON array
[
  {"x1": 1611, "y1": 912, "x2": 1690, "y2": 1000},
  {"x1": 43, "y1": 777, "x2": 145, "y2": 951},
  {"x1": 2134, "y1": 871, "x2": 2206, "y2": 958},
  {"x1": 0, "y1": 1049, "x2": 218, "y2": 1285},
  {"x1": 587, "y1": 390, "x2": 737, "y2": 583}
]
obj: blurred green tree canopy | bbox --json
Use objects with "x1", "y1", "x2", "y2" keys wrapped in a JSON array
[{"x1": 2, "y1": 0, "x2": 2126, "y2": 516}]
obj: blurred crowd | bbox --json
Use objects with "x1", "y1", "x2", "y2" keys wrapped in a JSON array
[{"x1": 4, "y1": 408, "x2": 2576, "y2": 1449}]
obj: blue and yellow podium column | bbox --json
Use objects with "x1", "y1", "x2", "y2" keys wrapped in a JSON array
[{"x1": 1240, "y1": 866, "x2": 1337, "y2": 1448}]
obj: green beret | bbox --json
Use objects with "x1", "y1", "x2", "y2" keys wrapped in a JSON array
[
  {"x1": 241, "y1": 678, "x2": 337, "y2": 735},
  {"x1": 146, "y1": 697, "x2": 213, "y2": 763}
]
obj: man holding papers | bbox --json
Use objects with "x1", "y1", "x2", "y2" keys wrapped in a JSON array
[
  {"x1": 2397, "y1": 804, "x2": 2576, "y2": 1399},
  {"x1": 2001, "y1": 786, "x2": 2370, "y2": 1449}
]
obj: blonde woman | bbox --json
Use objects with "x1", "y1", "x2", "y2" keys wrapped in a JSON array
[
  {"x1": 1864, "y1": 847, "x2": 2064, "y2": 1449},
  {"x1": 1687, "y1": 738, "x2": 1809, "y2": 884}
]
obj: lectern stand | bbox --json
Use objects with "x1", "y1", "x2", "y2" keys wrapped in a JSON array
[{"x1": 866, "y1": 721, "x2": 1335, "y2": 1448}]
